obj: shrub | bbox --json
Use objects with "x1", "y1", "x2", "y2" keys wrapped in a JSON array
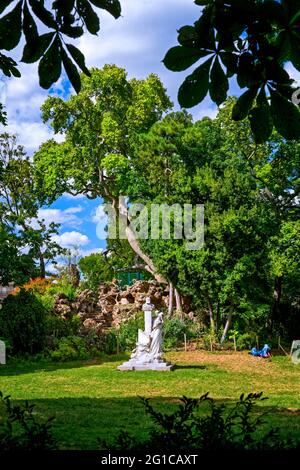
[
  {"x1": 12, "y1": 277, "x2": 53, "y2": 295},
  {"x1": 0, "y1": 391, "x2": 55, "y2": 450},
  {"x1": 117, "y1": 312, "x2": 145, "y2": 351},
  {"x1": 235, "y1": 332, "x2": 257, "y2": 350},
  {"x1": 50, "y1": 336, "x2": 89, "y2": 361},
  {"x1": 163, "y1": 317, "x2": 192, "y2": 349},
  {"x1": 0, "y1": 289, "x2": 47, "y2": 354},
  {"x1": 99, "y1": 392, "x2": 296, "y2": 451}
]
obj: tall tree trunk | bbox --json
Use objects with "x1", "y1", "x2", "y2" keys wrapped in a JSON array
[
  {"x1": 221, "y1": 306, "x2": 233, "y2": 344},
  {"x1": 174, "y1": 288, "x2": 182, "y2": 314},
  {"x1": 39, "y1": 250, "x2": 45, "y2": 279},
  {"x1": 168, "y1": 282, "x2": 174, "y2": 317},
  {"x1": 270, "y1": 275, "x2": 283, "y2": 332},
  {"x1": 207, "y1": 295, "x2": 215, "y2": 333},
  {"x1": 117, "y1": 196, "x2": 168, "y2": 284},
  {"x1": 215, "y1": 299, "x2": 220, "y2": 332}
]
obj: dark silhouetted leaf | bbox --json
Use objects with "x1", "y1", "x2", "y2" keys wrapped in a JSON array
[
  {"x1": 77, "y1": 0, "x2": 100, "y2": 35},
  {"x1": 22, "y1": 32, "x2": 55, "y2": 64},
  {"x1": 0, "y1": 52, "x2": 20, "y2": 77},
  {"x1": 178, "y1": 57, "x2": 213, "y2": 108},
  {"x1": 270, "y1": 89, "x2": 300, "y2": 140},
  {"x1": 220, "y1": 52, "x2": 238, "y2": 77},
  {"x1": 23, "y1": 1, "x2": 38, "y2": 42},
  {"x1": 52, "y1": 0, "x2": 75, "y2": 15},
  {"x1": 232, "y1": 87, "x2": 258, "y2": 121},
  {"x1": 0, "y1": 0, "x2": 12, "y2": 15},
  {"x1": 249, "y1": 105, "x2": 273, "y2": 143},
  {"x1": 195, "y1": 0, "x2": 210, "y2": 5},
  {"x1": 38, "y1": 36, "x2": 62, "y2": 89},
  {"x1": 0, "y1": 1, "x2": 22, "y2": 51},
  {"x1": 60, "y1": 24, "x2": 84, "y2": 38},
  {"x1": 61, "y1": 48, "x2": 81, "y2": 93},
  {"x1": 209, "y1": 56, "x2": 229, "y2": 106},
  {"x1": 90, "y1": 0, "x2": 121, "y2": 18},
  {"x1": 29, "y1": 0, "x2": 56, "y2": 28},
  {"x1": 66, "y1": 44, "x2": 91, "y2": 76},
  {"x1": 163, "y1": 46, "x2": 211, "y2": 72},
  {"x1": 177, "y1": 26, "x2": 199, "y2": 48}
]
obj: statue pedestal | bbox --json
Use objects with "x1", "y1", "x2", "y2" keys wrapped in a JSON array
[{"x1": 117, "y1": 360, "x2": 174, "y2": 372}]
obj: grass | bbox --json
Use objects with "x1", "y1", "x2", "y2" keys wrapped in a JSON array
[{"x1": 0, "y1": 350, "x2": 300, "y2": 449}]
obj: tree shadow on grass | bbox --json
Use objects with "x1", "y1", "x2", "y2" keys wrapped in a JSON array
[
  {"x1": 1, "y1": 395, "x2": 299, "y2": 450},
  {"x1": 0, "y1": 353, "x2": 130, "y2": 377},
  {"x1": 173, "y1": 365, "x2": 207, "y2": 370}
]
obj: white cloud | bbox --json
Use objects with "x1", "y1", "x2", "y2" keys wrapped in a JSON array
[
  {"x1": 92, "y1": 205, "x2": 107, "y2": 223},
  {"x1": 64, "y1": 206, "x2": 83, "y2": 214},
  {"x1": 52, "y1": 231, "x2": 90, "y2": 248},
  {"x1": 34, "y1": 207, "x2": 83, "y2": 228}
]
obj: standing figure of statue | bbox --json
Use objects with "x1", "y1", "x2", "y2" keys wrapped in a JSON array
[{"x1": 149, "y1": 312, "x2": 164, "y2": 361}]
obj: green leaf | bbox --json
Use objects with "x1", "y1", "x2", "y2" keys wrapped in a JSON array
[
  {"x1": 194, "y1": 0, "x2": 210, "y2": 5},
  {"x1": 77, "y1": 0, "x2": 100, "y2": 35},
  {"x1": 177, "y1": 26, "x2": 199, "y2": 47},
  {"x1": 52, "y1": 0, "x2": 75, "y2": 15},
  {"x1": 0, "y1": 1, "x2": 22, "y2": 51},
  {"x1": 0, "y1": 0, "x2": 12, "y2": 15},
  {"x1": 0, "y1": 52, "x2": 20, "y2": 78},
  {"x1": 194, "y1": 14, "x2": 215, "y2": 50},
  {"x1": 28, "y1": 0, "x2": 56, "y2": 29},
  {"x1": 209, "y1": 57, "x2": 229, "y2": 106},
  {"x1": 38, "y1": 36, "x2": 62, "y2": 89},
  {"x1": 66, "y1": 44, "x2": 91, "y2": 76},
  {"x1": 220, "y1": 52, "x2": 238, "y2": 77},
  {"x1": 60, "y1": 24, "x2": 84, "y2": 38},
  {"x1": 249, "y1": 105, "x2": 273, "y2": 144},
  {"x1": 232, "y1": 88, "x2": 258, "y2": 121},
  {"x1": 23, "y1": 1, "x2": 38, "y2": 42},
  {"x1": 163, "y1": 46, "x2": 211, "y2": 72},
  {"x1": 61, "y1": 48, "x2": 81, "y2": 93},
  {"x1": 89, "y1": 0, "x2": 121, "y2": 18},
  {"x1": 22, "y1": 32, "x2": 55, "y2": 64},
  {"x1": 178, "y1": 57, "x2": 213, "y2": 108},
  {"x1": 270, "y1": 89, "x2": 300, "y2": 140}
]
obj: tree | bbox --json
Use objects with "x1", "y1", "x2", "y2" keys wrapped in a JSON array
[
  {"x1": 0, "y1": 133, "x2": 64, "y2": 281},
  {"x1": 164, "y1": 0, "x2": 300, "y2": 142},
  {"x1": 34, "y1": 65, "x2": 172, "y2": 283},
  {"x1": 79, "y1": 252, "x2": 113, "y2": 289},
  {"x1": 132, "y1": 101, "x2": 300, "y2": 340}
]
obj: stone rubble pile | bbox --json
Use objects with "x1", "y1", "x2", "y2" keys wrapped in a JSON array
[{"x1": 53, "y1": 279, "x2": 173, "y2": 334}]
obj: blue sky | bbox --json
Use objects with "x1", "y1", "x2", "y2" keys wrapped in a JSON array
[{"x1": 0, "y1": 0, "x2": 260, "y2": 272}]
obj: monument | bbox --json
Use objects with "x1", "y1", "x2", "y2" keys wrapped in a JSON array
[
  {"x1": 118, "y1": 297, "x2": 174, "y2": 371},
  {"x1": 291, "y1": 340, "x2": 300, "y2": 365},
  {"x1": 0, "y1": 340, "x2": 6, "y2": 365}
]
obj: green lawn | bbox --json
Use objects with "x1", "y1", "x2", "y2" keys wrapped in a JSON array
[{"x1": 0, "y1": 350, "x2": 300, "y2": 449}]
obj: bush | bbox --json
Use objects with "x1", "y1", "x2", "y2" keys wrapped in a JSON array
[
  {"x1": 49, "y1": 336, "x2": 89, "y2": 361},
  {"x1": 163, "y1": 317, "x2": 194, "y2": 349},
  {"x1": 0, "y1": 391, "x2": 55, "y2": 450},
  {"x1": 99, "y1": 392, "x2": 297, "y2": 451},
  {"x1": 117, "y1": 312, "x2": 145, "y2": 351},
  {"x1": 0, "y1": 289, "x2": 47, "y2": 355}
]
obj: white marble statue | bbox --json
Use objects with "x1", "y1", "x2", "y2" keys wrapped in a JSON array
[
  {"x1": 118, "y1": 310, "x2": 173, "y2": 371},
  {"x1": 149, "y1": 312, "x2": 164, "y2": 361}
]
